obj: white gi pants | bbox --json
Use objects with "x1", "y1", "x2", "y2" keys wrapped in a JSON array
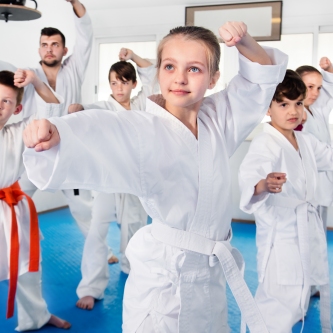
[
  {"x1": 15, "y1": 271, "x2": 50, "y2": 331},
  {"x1": 255, "y1": 248, "x2": 309, "y2": 333},
  {"x1": 19, "y1": 171, "x2": 93, "y2": 236},
  {"x1": 77, "y1": 192, "x2": 147, "y2": 299}
]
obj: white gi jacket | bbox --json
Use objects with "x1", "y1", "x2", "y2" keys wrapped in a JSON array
[
  {"x1": 303, "y1": 70, "x2": 333, "y2": 207},
  {"x1": 239, "y1": 123, "x2": 332, "y2": 332},
  {"x1": 23, "y1": 48, "x2": 287, "y2": 333},
  {"x1": 22, "y1": 11, "x2": 93, "y2": 118},
  {"x1": 0, "y1": 98, "x2": 63, "y2": 281}
]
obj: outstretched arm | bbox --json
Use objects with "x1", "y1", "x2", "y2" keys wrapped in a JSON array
[
  {"x1": 23, "y1": 111, "x2": 144, "y2": 196},
  {"x1": 219, "y1": 21, "x2": 272, "y2": 65},
  {"x1": 14, "y1": 69, "x2": 59, "y2": 104},
  {"x1": 66, "y1": 0, "x2": 86, "y2": 18},
  {"x1": 119, "y1": 48, "x2": 153, "y2": 68}
]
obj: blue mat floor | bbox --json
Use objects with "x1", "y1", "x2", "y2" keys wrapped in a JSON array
[{"x1": 1, "y1": 207, "x2": 332, "y2": 332}]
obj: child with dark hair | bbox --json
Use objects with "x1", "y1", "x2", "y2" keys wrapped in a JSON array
[
  {"x1": 239, "y1": 69, "x2": 332, "y2": 333},
  {"x1": 68, "y1": 47, "x2": 158, "y2": 310},
  {"x1": 0, "y1": 70, "x2": 69, "y2": 331}
]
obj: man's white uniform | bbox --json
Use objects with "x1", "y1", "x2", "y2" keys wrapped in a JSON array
[
  {"x1": 77, "y1": 63, "x2": 156, "y2": 301},
  {"x1": 1, "y1": 95, "x2": 63, "y2": 331},
  {"x1": 302, "y1": 70, "x2": 333, "y2": 229},
  {"x1": 19, "y1": 10, "x2": 94, "y2": 236},
  {"x1": 23, "y1": 48, "x2": 287, "y2": 333},
  {"x1": 239, "y1": 123, "x2": 332, "y2": 333}
]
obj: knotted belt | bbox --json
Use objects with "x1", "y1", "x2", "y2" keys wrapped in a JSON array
[
  {"x1": 151, "y1": 221, "x2": 269, "y2": 333},
  {"x1": 0, "y1": 181, "x2": 40, "y2": 319},
  {"x1": 266, "y1": 195, "x2": 332, "y2": 333}
]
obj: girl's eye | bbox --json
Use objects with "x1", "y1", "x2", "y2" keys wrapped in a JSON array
[
  {"x1": 308, "y1": 85, "x2": 313, "y2": 89},
  {"x1": 297, "y1": 101, "x2": 303, "y2": 106},
  {"x1": 189, "y1": 67, "x2": 200, "y2": 73},
  {"x1": 280, "y1": 103, "x2": 287, "y2": 107},
  {"x1": 4, "y1": 100, "x2": 10, "y2": 104},
  {"x1": 165, "y1": 64, "x2": 174, "y2": 71},
  {"x1": 318, "y1": 86, "x2": 322, "y2": 90}
]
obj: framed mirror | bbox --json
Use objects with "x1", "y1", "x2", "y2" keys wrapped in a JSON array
[{"x1": 185, "y1": 1, "x2": 282, "y2": 42}]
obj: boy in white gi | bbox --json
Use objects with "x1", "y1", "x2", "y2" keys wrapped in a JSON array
[
  {"x1": 23, "y1": 22, "x2": 287, "y2": 333},
  {"x1": 19, "y1": 0, "x2": 94, "y2": 242},
  {"x1": 239, "y1": 70, "x2": 332, "y2": 333},
  {"x1": 0, "y1": 70, "x2": 70, "y2": 330},
  {"x1": 69, "y1": 48, "x2": 157, "y2": 310}
]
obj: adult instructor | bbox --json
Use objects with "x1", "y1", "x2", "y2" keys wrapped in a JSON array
[{"x1": 20, "y1": 0, "x2": 94, "y2": 236}]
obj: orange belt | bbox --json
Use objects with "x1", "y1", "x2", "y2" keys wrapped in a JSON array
[{"x1": 0, "y1": 181, "x2": 40, "y2": 319}]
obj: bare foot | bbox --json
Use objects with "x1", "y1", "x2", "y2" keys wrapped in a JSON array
[
  {"x1": 47, "y1": 314, "x2": 71, "y2": 329},
  {"x1": 76, "y1": 296, "x2": 95, "y2": 310},
  {"x1": 108, "y1": 255, "x2": 119, "y2": 264}
]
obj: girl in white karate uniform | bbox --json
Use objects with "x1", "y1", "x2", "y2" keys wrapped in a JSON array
[
  {"x1": 69, "y1": 48, "x2": 157, "y2": 310},
  {"x1": 23, "y1": 22, "x2": 287, "y2": 333},
  {"x1": 239, "y1": 70, "x2": 332, "y2": 333},
  {"x1": 296, "y1": 58, "x2": 333, "y2": 231},
  {"x1": 0, "y1": 70, "x2": 70, "y2": 331}
]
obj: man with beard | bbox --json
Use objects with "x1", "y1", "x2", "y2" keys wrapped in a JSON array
[{"x1": 19, "y1": 0, "x2": 94, "y2": 242}]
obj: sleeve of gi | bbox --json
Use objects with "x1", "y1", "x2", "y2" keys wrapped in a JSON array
[
  {"x1": 203, "y1": 46, "x2": 288, "y2": 157},
  {"x1": 23, "y1": 110, "x2": 144, "y2": 197},
  {"x1": 238, "y1": 134, "x2": 277, "y2": 214},
  {"x1": 130, "y1": 62, "x2": 159, "y2": 111},
  {"x1": 63, "y1": 11, "x2": 93, "y2": 84}
]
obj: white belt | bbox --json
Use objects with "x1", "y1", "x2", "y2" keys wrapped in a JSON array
[
  {"x1": 151, "y1": 222, "x2": 269, "y2": 333},
  {"x1": 266, "y1": 195, "x2": 332, "y2": 333}
]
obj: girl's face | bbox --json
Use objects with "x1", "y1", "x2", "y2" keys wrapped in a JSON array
[
  {"x1": 158, "y1": 36, "x2": 219, "y2": 113},
  {"x1": 301, "y1": 72, "x2": 323, "y2": 107}
]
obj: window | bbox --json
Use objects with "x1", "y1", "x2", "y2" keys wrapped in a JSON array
[{"x1": 98, "y1": 41, "x2": 157, "y2": 101}]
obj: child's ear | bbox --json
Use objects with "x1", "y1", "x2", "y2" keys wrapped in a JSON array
[
  {"x1": 266, "y1": 107, "x2": 271, "y2": 116},
  {"x1": 14, "y1": 104, "x2": 23, "y2": 115},
  {"x1": 133, "y1": 81, "x2": 137, "y2": 89},
  {"x1": 208, "y1": 71, "x2": 220, "y2": 89}
]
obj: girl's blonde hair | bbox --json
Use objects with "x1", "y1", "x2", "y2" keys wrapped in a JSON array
[{"x1": 157, "y1": 26, "x2": 221, "y2": 77}]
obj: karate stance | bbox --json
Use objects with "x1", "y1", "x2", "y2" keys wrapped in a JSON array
[
  {"x1": 0, "y1": 70, "x2": 70, "y2": 330},
  {"x1": 23, "y1": 22, "x2": 287, "y2": 333},
  {"x1": 239, "y1": 70, "x2": 332, "y2": 333},
  {"x1": 69, "y1": 48, "x2": 157, "y2": 310},
  {"x1": 19, "y1": 0, "x2": 94, "y2": 240}
]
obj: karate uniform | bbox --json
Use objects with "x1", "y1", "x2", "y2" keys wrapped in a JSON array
[
  {"x1": 19, "y1": 10, "x2": 94, "y2": 238},
  {"x1": 1, "y1": 100, "x2": 63, "y2": 331},
  {"x1": 23, "y1": 47, "x2": 287, "y2": 333},
  {"x1": 302, "y1": 70, "x2": 333, "y2": 231},
  {"x1": 77, "y1": 64, "x2": 156, "y2": 300},
  {"x1": 239, "y1": 123, "x2": 332, "y2": 333}
]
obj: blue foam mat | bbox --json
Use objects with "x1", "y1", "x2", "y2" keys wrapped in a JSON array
[{"x1": 0, "y1": 208, "x2": 332, "y2": 332}]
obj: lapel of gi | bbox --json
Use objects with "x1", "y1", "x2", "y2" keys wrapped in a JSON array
[
  {"x1": 188, "y1": 116, "x2": 213, "y2": 237},
  {"x1": 264, "y1": 124, "x2": 306, "y2": 197}
]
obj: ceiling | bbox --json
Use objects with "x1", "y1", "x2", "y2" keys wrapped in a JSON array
[{"x1": 82, "y1": 0, "x2": 258, "y2": 10}]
